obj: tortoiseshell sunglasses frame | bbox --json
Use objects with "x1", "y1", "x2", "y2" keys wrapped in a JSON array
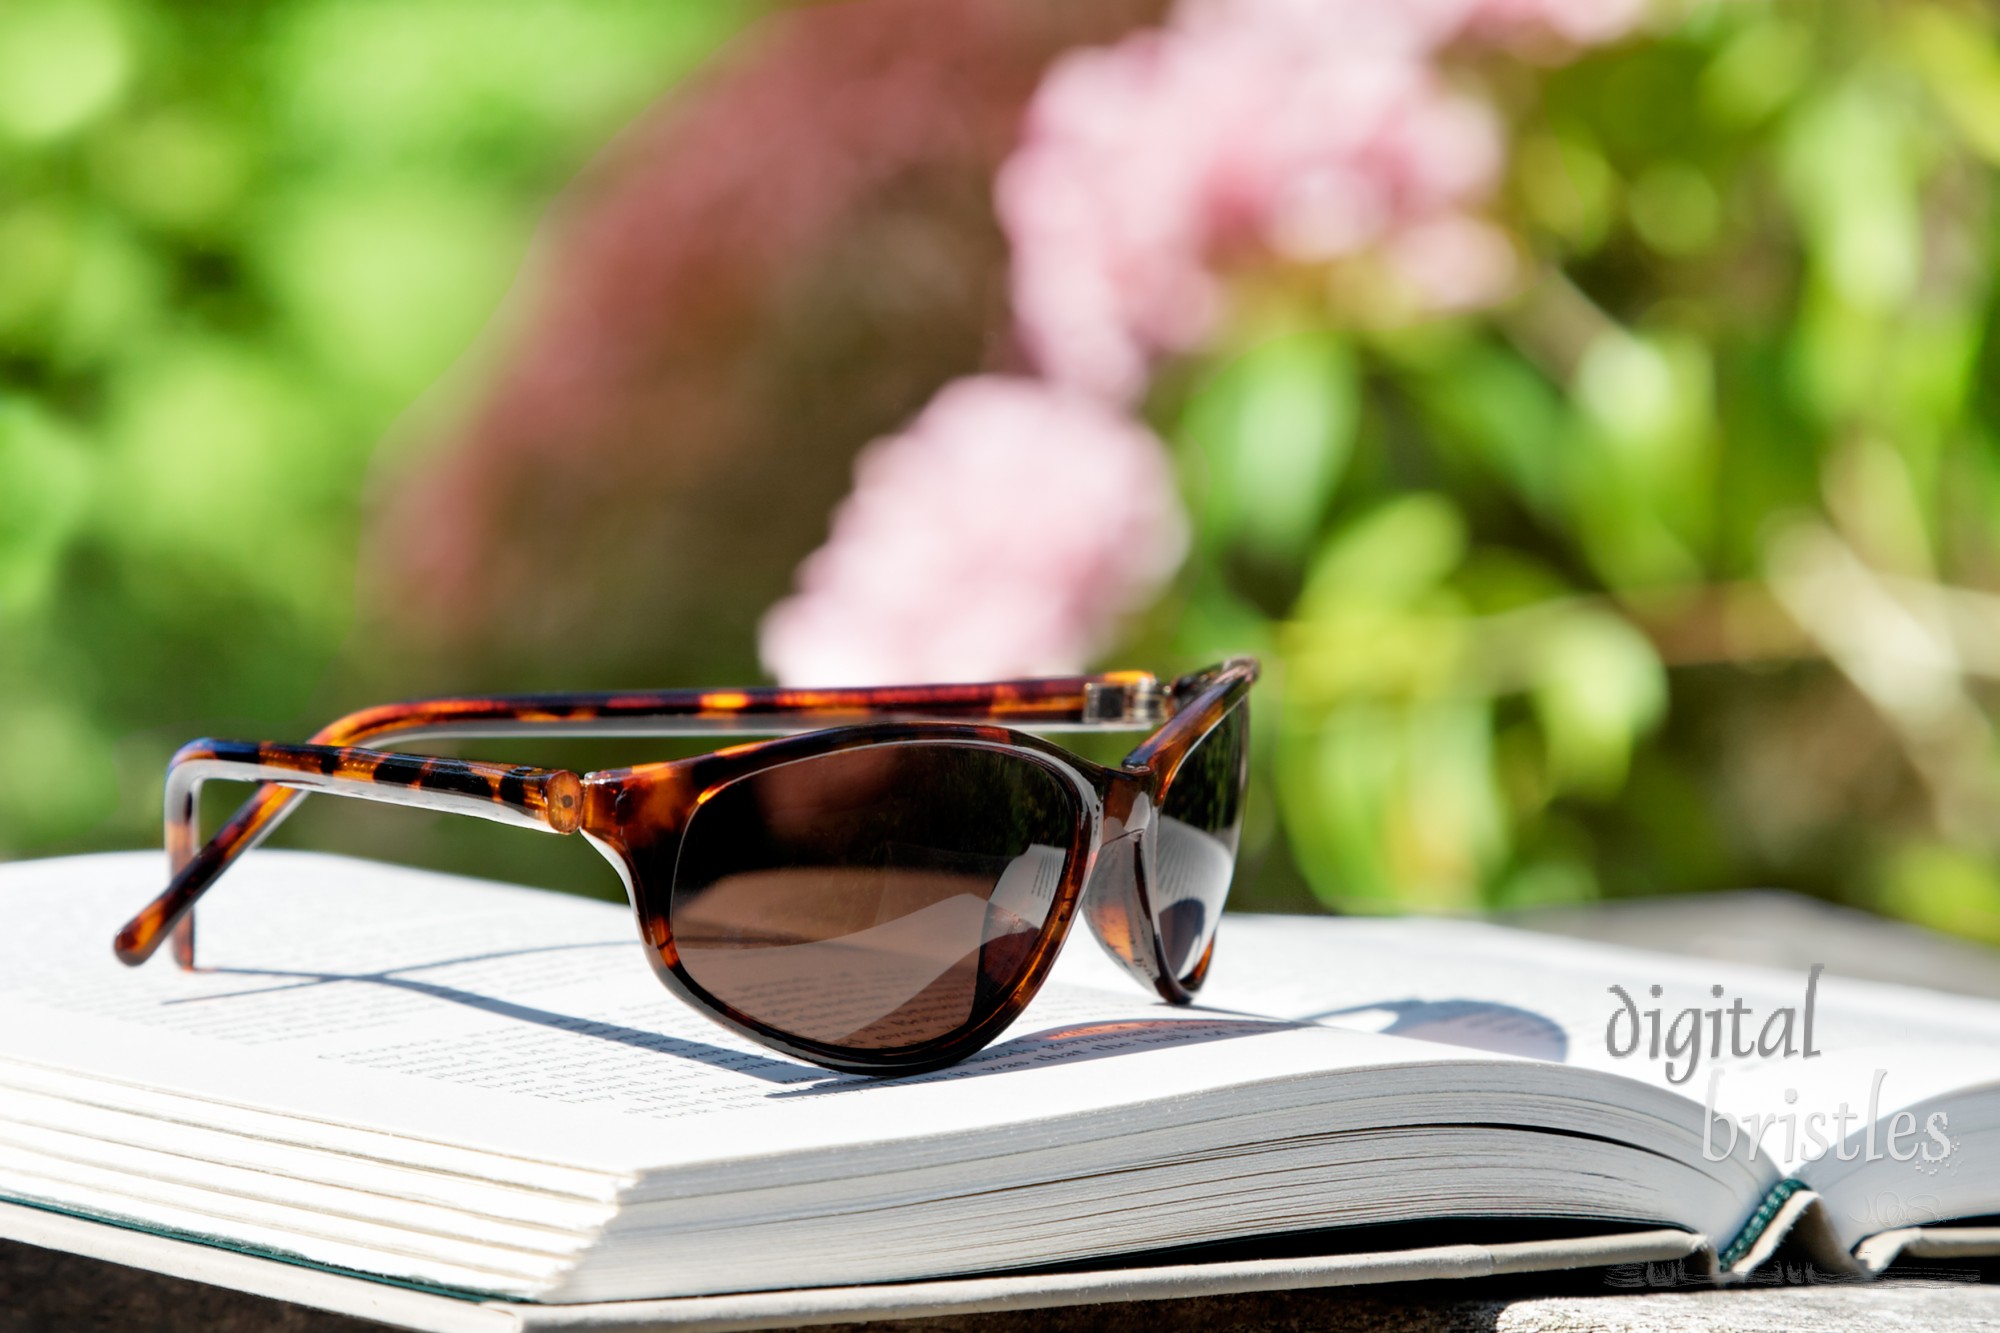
[{"x1": 114, "y1": 658, "x2": 1258, "y2": 1074}]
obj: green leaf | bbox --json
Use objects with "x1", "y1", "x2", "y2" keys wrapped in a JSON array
[
  {"x1": 90, "y1": 108, "x2": 252, "y2": 237},
  {"x1": 1296, "y1": 493, "x2": 1466, "y2": 618},
  {"x1": 1876, "y1": 842, "x2": 2000, "y2": 947},
  {"x1": 0, "y1": 202, "x2": 78, "y2": 340},
  {"x1": 1526, "y1": 610, "x2": 1667, "y2": 796},
  {"x1": 1516, "y1": 131, "x2": 1615, "y2": 251},
  {"x1": 1180, "y1": 331, "x2": 1358, "y2": 565},
  {"x1": 1279, "y1": 695, "x2": 1506, "y2": 913},
  {"x1": 0, "y1": 0, "x2": 130, "y2": 144},
  {"x1": 1698, "y1": 15, "x2": 1812, "y2": 130},
  {"x1": 254, "y1": 178, "x2": 524, "y2": 401},
  {"x1": 1627, "y1": 162, "x2": 1720, "y2": 257},
  {"x1": 1897, "y1": 6, "x2": 2000, "y2": 166},
  {"x1": 99, "y1": 339, "x2": 352, "y2": 621},
  {"x1": 0, "y1": 400, "x2": 93, "y2": 620},
  {"x1": 271, "y1": 0, "x2": 747, "y2": 168},
  {"x1": 1780, "y1": 82, "x2": 1924, "y2": 315},
  {"x1": 1564, "y1": 329, "x2": 1714, "y2": 586},
  {"x1": 0, "y1": 694, "x2": 118, "y2": 849},
  {"x1": 1392, "y1": 334, "x2": 1566, "y2": 521}
]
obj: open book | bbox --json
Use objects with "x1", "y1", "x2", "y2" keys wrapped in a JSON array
[{"x1": 3, "y1": 851, "x2": 1998, "y2": 1304}]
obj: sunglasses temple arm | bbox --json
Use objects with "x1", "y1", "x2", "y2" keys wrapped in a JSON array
[
  {"x1": 113, "y1": 741, "x2": 583, "y2": 970},
  {"x1": 152, "y1": 671, "x2": 1170, "y2": 964}
]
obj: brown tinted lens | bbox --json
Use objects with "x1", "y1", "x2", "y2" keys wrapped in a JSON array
[
  {"x1": 1153, "y1": 701, "x2": 1248, "y2": 981},
  {"x1": 669, "y1": 744, "x2": 1076, "y2": 1052}
]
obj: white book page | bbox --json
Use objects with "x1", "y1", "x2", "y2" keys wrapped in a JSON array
[
  {"x1": 14, "y1": 851, "x2": 1993, "y2": 1180},
  {"x1": 1161, "y1": 914, "x2": 2000, "y2": 1177},
  {"x1": 4, "y1": 850, "x2": 1822, "y2": 1293},
  {"x1": 0, "y1": 852, "x2": 1524, "y2": 1180}
]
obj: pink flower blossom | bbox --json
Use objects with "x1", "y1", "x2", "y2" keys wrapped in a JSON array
[
  {"x1": 759, "y1": 377, "x2": 1188, "y2": 685},
  {"x1": 1385, "y1": 215, "x2": 1518, "y2": 310},
  {"x1": 998, "y1": 0, "x2": 1495, "y2": 401},
  {"x1": 1464, "y1": 0, "x2": 1649, "y2": 50},
  {"x1": 762, "y1": 0, "x2": 1647, "y2": 685},
  {"x1": 999, "y1": 0, "x2": 1641, "y2": 401}
]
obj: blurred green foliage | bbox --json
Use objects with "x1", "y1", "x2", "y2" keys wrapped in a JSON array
[
  {"x1": 12, "y1": 0, "x2": 2000, "y2": 950},
  {"x1": 1158, "y1": 0, "x2": 2000, "y2": 938},
  {"x1": 0, "y1": 0, "x2": 745, "y2": 853}
]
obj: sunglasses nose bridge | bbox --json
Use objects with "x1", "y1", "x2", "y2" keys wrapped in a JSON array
[{"x1": 1078, "y1": 777, "x2": 1172, "y2": 996}]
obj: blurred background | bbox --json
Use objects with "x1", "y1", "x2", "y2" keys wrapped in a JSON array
[{"x1": 7, "y1": 0, "x2": 2000, "y2": 946}]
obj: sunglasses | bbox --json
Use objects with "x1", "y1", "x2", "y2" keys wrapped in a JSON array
[{"x1": 113, "y1": 658, "x2": 1257, "y2": 1074}]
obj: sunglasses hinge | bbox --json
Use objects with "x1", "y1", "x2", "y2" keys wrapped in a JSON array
[{"x1": 1083, "y1": 677, "x2": 1165, "y2": 728}]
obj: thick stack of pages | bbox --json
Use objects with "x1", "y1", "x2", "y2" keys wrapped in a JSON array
[{"x1": 3, "y1": 851, "x2": 1999, "y2": 1301}]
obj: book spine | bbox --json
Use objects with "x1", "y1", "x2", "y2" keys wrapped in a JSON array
[{"x1": 1717, "y1": 1177, "x2": 1807, "y2": 1270}]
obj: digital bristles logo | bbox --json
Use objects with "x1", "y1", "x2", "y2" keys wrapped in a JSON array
[{"x1": 1603, "y1": 966, "x2": 1959, "y2": 1169}]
